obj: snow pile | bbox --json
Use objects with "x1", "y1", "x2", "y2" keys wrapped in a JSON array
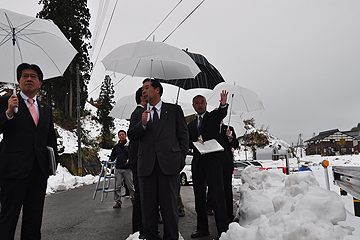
[
  {"x1": 46, "y1": 164, "x2": 98, "y2": 194},
  {"x1": 221, "y1": 166, "x2": 355, "y2": 240}
]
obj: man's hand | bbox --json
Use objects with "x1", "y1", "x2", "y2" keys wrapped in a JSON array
[
  {"x1": 197, "y1": 140, "x2": 205, "y2": 145},
  {"x1": 7, "y1": 95, "x2": 18, "y2": 117},
  {"x1": 142, "y1": 110, "x2": 150, "y2": 126},
  {"x1": 219, "y1": 90, "x2": 228, "y2": 106}
]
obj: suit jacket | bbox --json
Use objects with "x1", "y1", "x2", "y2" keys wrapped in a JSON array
[
  {"x1": 188, "y1": 104, "x2": 229, "y2": 170},
  {"x1": 128, "y1": 102, "x2": 189, "y2": 177},
  {"x1": 128, "y1": 105, "x2": 145, "y2": 166},
  {"x1": 220, "y1": 124, "x2": 239, "y2": 171},
  {"x1": 0, "y1": 94, "x2": 59, "y2": 179}
]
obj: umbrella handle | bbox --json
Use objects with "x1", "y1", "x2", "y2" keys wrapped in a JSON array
[{"x1": 13, "y1": 85, "x2": 18, "y2": 114}]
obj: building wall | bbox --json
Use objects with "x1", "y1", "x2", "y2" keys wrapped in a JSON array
[{"x1": 306, "y1": 141, "x2": 357, "y2": 156}]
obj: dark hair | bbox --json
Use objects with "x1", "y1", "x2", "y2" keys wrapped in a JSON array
[
  {"x1": 192, "y1": 94, "x2": 206, "y2": 103},
  {"x1": 142, "y1": 78, "x2": 163, "y2": 96},
  {"x1": 135, "y1": 87, "x2": 143, "y2": 104},
  {"x1": 16, "y1": 63, "x2": 43, "y2": 82},
  {"x1": 118, "y1": 130, "x2": 126, "y2": 135}
]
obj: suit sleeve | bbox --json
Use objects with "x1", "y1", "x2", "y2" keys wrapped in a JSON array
[
  {"x1": 0, "y1": 96, "x2": 11, "y2": 133},
  {"x1": 176, "y1": 105, "x2": 189, "y2": 160},
  {"x1": 127, "y1": 108, "x2": 145, "y2": 141},
  {"x1": 47, "y1": 106, "x2": 60, "y2": 163},
  {"x1": 215, "y1": 103, "x2": 228, "y2": 123}
]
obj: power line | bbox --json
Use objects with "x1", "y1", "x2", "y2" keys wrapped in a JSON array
[
  {"x1": 90, "y1": 0, "x2": 110, "y2": 59},
  {"x1": 89, "y1": 0, "x2": 119, "y2": 95},
  {"x1": 111, "y1": 0, "x2": 185, "y2": 90},
  {"x1": 144, "y1": 0, "x2": 183, "y2": 41},
  {"x1": 163, "y1": 0, "x2": 205, "y2": 42}
]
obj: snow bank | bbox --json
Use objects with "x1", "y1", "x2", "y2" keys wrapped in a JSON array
[
  {"x1": 46, "y1": 164, "x2": 98, "y2": 194},
  {"x1": 221, "y1": 166, "x2": 353, "y2": 240}
]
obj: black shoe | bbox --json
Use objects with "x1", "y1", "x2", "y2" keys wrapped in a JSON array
[
  {"x1": 206, "y1": 209, "x2": 214, "y2": 215},
  {"x1": 191, "y1": 230, "x2": 210, "y2": 238},
  {"x1": 179, "y1": 209, "x2": 185, "y2": 217},
  {"x1": 139, "y1": 233, "x2": 146, "y2": 239}
]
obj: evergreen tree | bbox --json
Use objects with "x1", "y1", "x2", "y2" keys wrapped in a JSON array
[
  {"x1": 37, "y1": 0, "x2": 92, "y2": 118},
  {"x1": 97, "y1": 75, "x2": 115, "y2": 149},
  {"x1": 242, "y1": 118, "x2": 269, "y2": 160}
]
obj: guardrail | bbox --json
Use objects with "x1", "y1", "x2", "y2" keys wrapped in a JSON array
[{"x1": 332, "y1": 166, "x2": 360, "y2": 200}]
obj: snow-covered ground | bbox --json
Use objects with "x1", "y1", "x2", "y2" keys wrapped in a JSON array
[{"x1": 48, "y1": 103, "x2": 360, "y2": 239}]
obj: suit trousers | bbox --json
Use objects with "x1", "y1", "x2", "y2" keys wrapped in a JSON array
[
  {"x1": 139, "y1": 159, "x2": 179, "y2": 240},
  {"x1": 223, "y1": 169, "x2": 234, "y2": 222},
  {"x1": 129, "y1": 164, "x2": 144, "y2": 234},
  {"x1": 0, "y1": 160, "x2": 47, "y2": 240},
  {"x1": 192, "y1": 159, "x2": 228, "y2": 235}
]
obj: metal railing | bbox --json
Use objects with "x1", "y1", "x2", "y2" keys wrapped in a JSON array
[{"x1": 332, "y1": 166, "x2": 360, "y2": 200}]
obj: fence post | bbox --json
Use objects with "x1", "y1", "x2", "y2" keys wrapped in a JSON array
[{"x1": 322, "y1": 160, "x2": 330, "y2": 190}]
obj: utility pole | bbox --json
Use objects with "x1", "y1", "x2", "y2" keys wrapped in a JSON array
[{"x1": 77, "y1": 64, "x2": 82, "y2": 176}]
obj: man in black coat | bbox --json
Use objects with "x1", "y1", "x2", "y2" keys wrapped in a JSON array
[
  {"x1": 188, "y1": 92, "x2": 229, "y2": 238},
  {"x1": 0, "y1": 63, "x2": 59, "y2": 239},
  {"x1": 128, "y1": 79, "x2": 189, "y2": 240},
  {"x1": 220, "y1": 122, "x2": 239, "y2": 223},
  {"x1": 128, "y1": 87, "x2": 146, "y2": 238}
]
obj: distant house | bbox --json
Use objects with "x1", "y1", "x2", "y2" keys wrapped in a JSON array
[{"x1": 305, "y1": 129, "x2": 360, "y2": 156}]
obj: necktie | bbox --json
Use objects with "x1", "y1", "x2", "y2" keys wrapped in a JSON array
[
  {"x1": 152, "y1": 107, "x2": 159, "y2": 125},
  {"x1": 28, "y1": 98, "x2": 38, "y2": 126},
  {"x1": 198, "y1": 116, "x2": 203, "y2": 135}
]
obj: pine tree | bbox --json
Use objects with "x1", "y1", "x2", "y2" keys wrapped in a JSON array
[
  {"x1": 242, "y1": 118, "x2": 269, "y2": 160},
  {"x1": 97, "y1": 75, "x2": 115, "y2": 149},
  {"x1": 37, "y1": 0, "x2": 92, "y2": 118}
]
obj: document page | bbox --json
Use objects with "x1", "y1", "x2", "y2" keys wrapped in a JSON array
[{"x1": 193, "y1": 139, "x2": 224, "y2": 155}]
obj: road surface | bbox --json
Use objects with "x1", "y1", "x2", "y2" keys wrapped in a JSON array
[{"x1": 14, "y1": 183, "x2": 240, "y2": 240}]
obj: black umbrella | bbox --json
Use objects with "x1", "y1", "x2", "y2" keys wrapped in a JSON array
[
  {"x1": 157, "y1": 49, "x2": 225, "y2": 90},
  {"x1": 156, "y1": 49, "x2": 225, "y2": 103}
]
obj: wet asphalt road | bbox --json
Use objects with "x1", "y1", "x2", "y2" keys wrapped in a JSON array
[{"x1": 14, "y1": 182, "x2": 240, "y2": 240}]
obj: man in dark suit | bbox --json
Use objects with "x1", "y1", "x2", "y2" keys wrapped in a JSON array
[
  {"x1": 128, "y1": 87, "x2": 146, "y2": 238},
  {"x1": 188, "y1": 93, "x2": 229, "y2": 238},
  {"x1": 220, "y1": 122, "x2": 239, "y2": 223},
  {"x1": 0, "y1": 63, "x2": 59, "y2": 239},
  {"x1": 128, "y1": 79, "x2": 189, "y2": 240}
]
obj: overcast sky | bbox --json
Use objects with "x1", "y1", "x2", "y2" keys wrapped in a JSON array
[{"x1": 3, "y1": 0, "x2": 360, "y2": 145}]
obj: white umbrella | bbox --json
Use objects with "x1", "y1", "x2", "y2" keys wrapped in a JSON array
[
  {"x1": 101, "y1": 40, "x2": 200, "y2": 80},
  {"x1": 222, "y1": 115, "x2": 246, "y2": 137},
  {"x1": 205, "y1": 82, "x2": 265, "y2": 113},
  {"x1": 205, "y1": 82, "x2": 265, "y2": 127},
  {"x1": 0, "y1": 9, "x2": 77, "y2": 83}
]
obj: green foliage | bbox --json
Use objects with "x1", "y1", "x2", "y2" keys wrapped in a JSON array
[
  {"x1": 37, "y1": 0, "x2": 92, "y2": 118},
  {"x1": 52, "y1": 108, "x2": 77, "y2": 130},
  {"x1": 97, "y1": 75, "x2": 115, "y2": 148}
]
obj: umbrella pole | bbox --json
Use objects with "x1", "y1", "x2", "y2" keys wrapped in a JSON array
[
  {"x1": 146, "y1": 59, "x2": 153, "y2": 121},
  {"x1": 175, "y1": 86, "x2": 180, "y2": 105},
  {"x1": 227, "y1": 93, "x2": 234, "y2": 129},
  {"x1": 12, "y1": 28, "x2": 18, "y2": 113}
]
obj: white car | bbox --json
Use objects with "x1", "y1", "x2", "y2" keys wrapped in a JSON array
[{"x1": 180, "y1": 155, "x2": 193, "y2": 186}]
